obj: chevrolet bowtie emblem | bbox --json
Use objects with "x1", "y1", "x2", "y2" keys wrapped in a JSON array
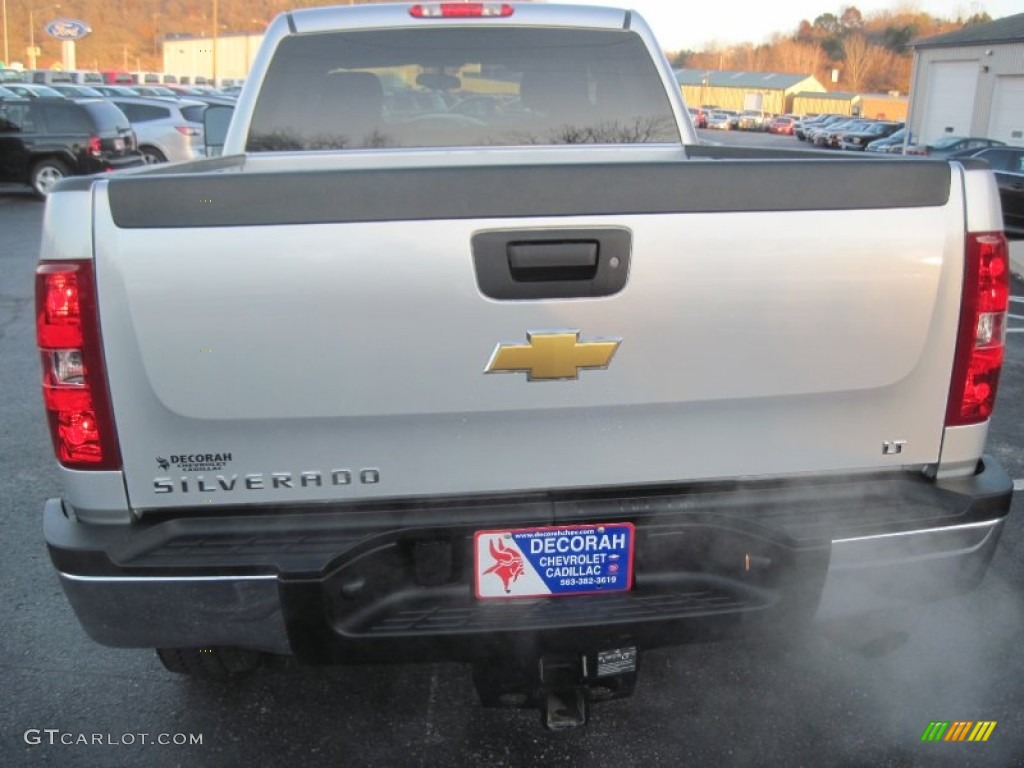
[{"x1": 485, "y1": 331, "x2": 621, "y2": 381}]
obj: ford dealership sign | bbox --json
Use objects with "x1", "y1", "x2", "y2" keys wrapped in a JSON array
[{"x1": 45, "y1": 19, "x2": 92, "y2": 40}]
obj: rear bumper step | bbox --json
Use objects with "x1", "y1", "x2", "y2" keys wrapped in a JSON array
[{"x1": 47, "y1": 456, "x2": 1013, "y2": 660}]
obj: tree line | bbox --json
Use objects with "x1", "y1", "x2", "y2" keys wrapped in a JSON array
[
  {"x1": 672, "y1": 5, "x2": 993, "y2": 94},
  {"x1": 1, "y1": 0, "x2": 994, "y2": 90}
]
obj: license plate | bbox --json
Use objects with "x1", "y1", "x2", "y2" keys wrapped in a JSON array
[
  {"x1": 474, "y1": 523, "x2": 634, "y2": 599},
  {"x1": 113, "y1": 138, "x2": 124, "y2": 151}
]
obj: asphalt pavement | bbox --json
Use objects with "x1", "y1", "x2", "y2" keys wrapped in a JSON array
[{"x1": 2, "y1": 153, "x2": 1024, "y2": 768}]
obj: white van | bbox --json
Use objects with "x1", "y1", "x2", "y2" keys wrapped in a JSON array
[
  {"x1": 70, "y1": 70, "x2": 104, "y2": 85},
  {"x1": 30, "y1": 69, "x2": 74, "y2": 85}
]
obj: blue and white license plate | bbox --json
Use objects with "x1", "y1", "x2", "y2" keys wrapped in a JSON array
[{"x1": 474, "y1": 523, "x2": 635, "y2": 599}]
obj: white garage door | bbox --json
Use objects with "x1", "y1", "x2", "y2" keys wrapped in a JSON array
[
  {"x1": 921, "y1": 60, "x2": 978, "y2": 145},
  {"x1": 989, "y1": 76, "x2": 1024, "y2": 144}
]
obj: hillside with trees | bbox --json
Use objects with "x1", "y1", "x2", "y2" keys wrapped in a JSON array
[
  {"x1": 673, "y1": 5, "x2": 994, "y2": 94},
  {"x1": 1, "y1": 0, "x2": 388, "y2": 72}
]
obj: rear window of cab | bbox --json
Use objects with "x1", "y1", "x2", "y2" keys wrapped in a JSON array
[{"x1": 247, "y1": 27, "x2": 680, "y2": 151}]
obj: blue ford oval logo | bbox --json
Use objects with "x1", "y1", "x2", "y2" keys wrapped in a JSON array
[{"x1": 45, "y1": 19, "x2": 92, "y2": 41}]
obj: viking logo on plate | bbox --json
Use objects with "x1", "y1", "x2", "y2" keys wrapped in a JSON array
[{"x1": 483, "y1": 538, "x2": 525, "y2": 593}]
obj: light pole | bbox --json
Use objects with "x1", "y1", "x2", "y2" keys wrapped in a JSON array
[
  {"x1": 28, "y1": 3, "x2": 60, "y2": 70},
  {"x1": 3, "y1": 0, "x2": 9, "y2": 66},
  {"x1": 211, "y1": 0, "x2": 218, "y2": 86}
]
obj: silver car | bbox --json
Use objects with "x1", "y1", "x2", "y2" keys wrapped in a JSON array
[
  {"x1": 46, "y1": 84, "x2": 107, "y2": 99},
  {"x1": 106, "y1": 97, "x2": 206, "y2": 164},
  {"x1": 3, "y1": 83, "x2": 65, "y2": 99}
]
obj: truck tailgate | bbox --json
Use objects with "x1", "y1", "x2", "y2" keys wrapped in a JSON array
[{"x1": 91, "y1": 160, "x2": 967, "y2": 511}]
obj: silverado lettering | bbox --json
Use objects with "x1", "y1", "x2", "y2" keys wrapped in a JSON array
[{"x1": 153, "y1": 469, "x2": 380, "y2": 493}]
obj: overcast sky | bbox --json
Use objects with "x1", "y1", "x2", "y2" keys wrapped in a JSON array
[{"x1": 553, "y1": 1, "x2": 1022, "y2": 52}]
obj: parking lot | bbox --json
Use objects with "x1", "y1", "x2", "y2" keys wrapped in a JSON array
[{"x1": 3, "y1": 137, "x2": 1024, "y2": 766}]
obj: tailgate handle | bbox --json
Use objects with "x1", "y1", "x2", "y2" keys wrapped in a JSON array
[
  {"x1": 508, "y1": 242, "x2": 598, "y2": 282},
  {"x1": 472, "y1": 228, "x2": 631, "y2": 301}
]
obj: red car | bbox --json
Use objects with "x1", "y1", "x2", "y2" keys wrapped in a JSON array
[
  {"x1": 687, "y1": 106, "x2": 707, "y2": 129},
  {"x1": 768, "y1": 116, "x2": 796, "y2": 135}
]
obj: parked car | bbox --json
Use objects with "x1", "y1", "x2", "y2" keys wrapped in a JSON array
[
  {"x1": 840, "y1": 121, "x2": 903, "y2": 151},
  {"x1": 947, "y1": 145, "x2": 1024, "y2": 239},
  {"x1": 905, "y1": 136, "x2": 1006, "y2": 157},
  {"x1": 802, "y1": 115, "x2": 851, "y2": 143},
  {"x1": 736, "y1": 110, "x2": 770, "y2": 131},
  {"x1": 69, "y1": 70, "x2": 104, "y2": 85},
  {"x1": 131, "y1": 85, "x2": 181, "y2": 100},
  {"x1": 131, "y1": 71, "x2": 164, "y2": 85},
  {"x1": 92, "y1": 85, "x2": 143, "y2": 97},
  {"x1": 0, "y1": 85, "x2": 18, "y2": 100},
  {"x1": 705, "y1": 111, "x2": 732, "y2": 130},
  {"x1": 46, "y1": 84, "x2": 107, "y2": 99},
  {"x1": 820, "y1": 118, "x2": 875, "y2": 148},
  {"x1": 164, "y1": 85, "x2": 215, "y2": 97},
  {"x1": 768, "y1": 115, "x2": 796, "y2": 135},
  {"x1": 794, "y1": 113, "x2": 841, "y2": 140},
  {"x1": 1, "y1": 68, "x2": 27, "y2": 83},
  {"x1": 0, "y1": 98, "x2": 142, "y2": 197},
  {"x1": 29, "y1": 69, "x2": 75, "y2": 85},
  {"x1": 162, "y1": 85, "x2": 237, "y2": 106},
  {"x1": 687, "y1": 106, "x2": 706, "y2": 129},
  {"x1": 811, "y1": 117, "x2": 860, "y2": 145},
  {"x1": 106, "y1": 97, "x2": 207, "y2": 164},
  {"x1": 101, "y1": 71, "x2": 134, "y2": 85},
  {"x1": 3, "y1": 83, "x2": 65, "y2": 99},
  {"x1": 865, "y1": 127, "x2": 909, "y2": 153}
]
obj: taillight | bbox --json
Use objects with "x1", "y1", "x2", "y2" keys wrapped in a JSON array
[
  {"x1": 88, "y1": 134, "x2": 102, "y2": 157},
  {"x1": 409, "y1": 3, "x2": 514, "y2": 17},
  {"x1": 175, "y1": 125, "x2": 202, "y2": 137},
  {"x1": 946, "y1": 232, "x2": 1009, "y2": 427},
  {"x1": 36, "y1": 262, "x2": 121, "y2": 470}
]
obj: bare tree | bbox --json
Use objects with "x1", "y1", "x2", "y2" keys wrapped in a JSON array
[
  {"x1": 769, "y1": 39, "x2": 824, "y2": 75},
  {"x1": 840, "y1": 33, "x2": 888, "y2": 92}
]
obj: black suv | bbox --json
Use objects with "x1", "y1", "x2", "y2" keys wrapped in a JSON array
[
  {"x1": 953, "y1": 146, "x2": 1024, "y2": 240},
  {"x1": 0, "y1": 98, "x2": 142, "y2": 198}
]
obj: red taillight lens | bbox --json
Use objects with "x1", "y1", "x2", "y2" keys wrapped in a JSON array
[
  {"x1": 37, "y1": 267, "x2": 83, "y2": 348},
  {"x1": 946, "y1": 232, "x2": 1009, "y2": 426},
  {"x1": 410, "y1": 3, "x2": 514, "y2": 18},
  {"x1": 36, "y1": 262, "x2": 121, "y2": 470},
  {"x1": 88, "y1": 134, "x2": 102, "y2": 157},
  {"x1": 175, "y1": 124, "x2": 203, "y2": 137}
]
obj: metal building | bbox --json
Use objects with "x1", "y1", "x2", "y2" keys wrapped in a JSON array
[
  {"x1": 858, "y1": 93, "x2": 909, "y2": 122},
  {"x1": 791, "y1": 91, "x2": 860, "y2": 117},
  {"x1": 674, "y1": 69, "x2": 825, "y2": 115},
  {"x1": 907, "y1": 13, "x2": 1024, "y2": 146},
  {"x1": 790, "y1": 91, "x2": 909, "y2": 120},
  {"x1": 162, "y1": 33, "x2": 264, "y2": 84}
]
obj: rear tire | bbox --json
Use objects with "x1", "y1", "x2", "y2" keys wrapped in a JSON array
[
  {"x1": 156, "y1": 647, "x2": 266, "y2": 678},
  {"x1": 30, "y1": 158, "x2": 70, "y2": 199},
  {"x1": 140, "y1": 146, "x2": 167, "y2": 164}
]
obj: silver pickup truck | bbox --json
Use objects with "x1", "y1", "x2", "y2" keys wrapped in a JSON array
[{"x1": 38, "y1": 2, "x2": 1013, "y2": 728}]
